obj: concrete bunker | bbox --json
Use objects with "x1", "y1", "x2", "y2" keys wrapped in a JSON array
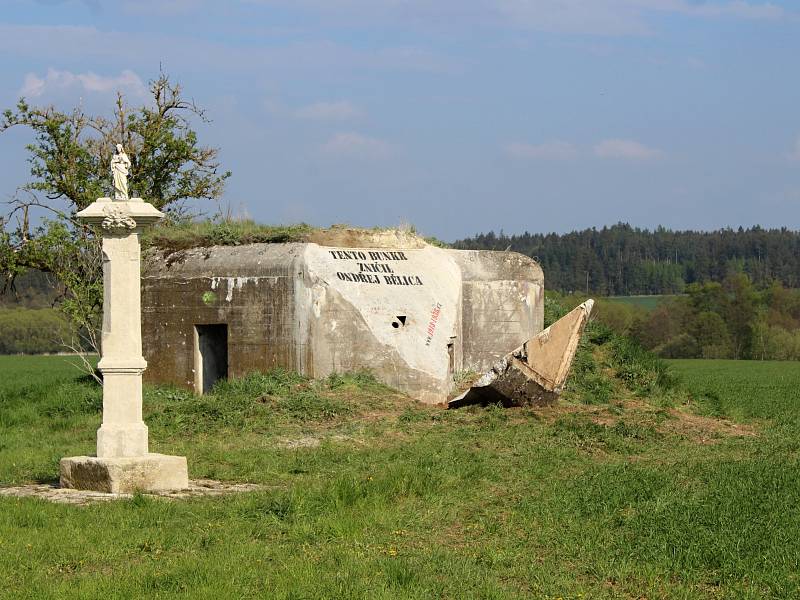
[{"x1": 141, "y1": 232, "x2": 548, "y2": 404}]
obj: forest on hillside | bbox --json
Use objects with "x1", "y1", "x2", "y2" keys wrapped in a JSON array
[
  {"x1": 454, "y1": 224, "x2": 800, "y2": 295},
  {"x1": 558, "y1": 275, "x2": 800, "y2": 361}
]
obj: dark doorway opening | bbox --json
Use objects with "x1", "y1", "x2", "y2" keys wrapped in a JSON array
[
  {"x1": 195, "y1": 324, "x2": 228, "y2": 394},
  {"x1": 447, "y1": 340, "x2": 455, "y2": 376}
]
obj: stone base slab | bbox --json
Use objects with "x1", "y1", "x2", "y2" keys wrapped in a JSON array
[
  {"x1": 59, "y1": 454, "x2": 188, "y2": 494},
  {"x1": 1, "y1": 479, "x2": 264, "y2": 505}
]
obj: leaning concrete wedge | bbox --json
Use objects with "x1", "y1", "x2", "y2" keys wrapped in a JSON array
[{"x1": 449, "y1": 300, "x2": 594, "y2": 407}]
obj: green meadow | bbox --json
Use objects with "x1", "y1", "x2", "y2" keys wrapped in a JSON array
[{"x1": 2, "y1": 350, "x2": 800, "y2": 599}]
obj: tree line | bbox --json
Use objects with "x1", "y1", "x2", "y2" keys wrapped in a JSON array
[
  {"x1": 556, "y1": 274, "x2": 800, "y2": 361},
  {"x1": 454, "y1": 223, "x2": 800, "y2": 295}
]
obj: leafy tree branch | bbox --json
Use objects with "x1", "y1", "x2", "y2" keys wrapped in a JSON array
[{"x1": 0, "y1": 72, "x2": 231, "y2": 360}]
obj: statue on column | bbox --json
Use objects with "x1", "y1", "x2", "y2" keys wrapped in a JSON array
[
  {"x1": 64, "y1": 149, "x2": 187, "y2": 493},
  {"x1": 111, "y1": 143, "x2": 131, "y2": 201}
]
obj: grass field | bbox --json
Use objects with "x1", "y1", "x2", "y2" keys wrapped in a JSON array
[
  {"x1": 606, "y1": 295, "x2": 675, "y2": 311},
  {"x1": 668, "y1": 359, "x2": 800, "y2": 422},
  {"x1": 2, "y1": 353, "x2": 800, "y2": 598}
]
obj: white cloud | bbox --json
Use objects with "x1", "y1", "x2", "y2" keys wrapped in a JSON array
[
  {"x1": 248, "y1": 0, "x2": 788, "y2": 36},
  {"x1": 19, "y1": 68, "x2": 146, "y2": 98},
  {"x1": 0, "y1": 24, "x2": 457, "y2": 78},
  {"x1": 295, "y1": 101, "x2": 362, "y2": 120},
  {"x1": 498, "y1": 1, "x2": 785, "y2": 35},
  {"x1": 33, "y1": 0, "x2": 101, "y2": 10},
  {"x1": 496, "y1": 0, "x2": 652, "y2": 35},
  {"x1": 19, "y1": 73, "x2": 47, "y2": 98},
  {"x1": 789, "y1": 136, "x2": 800, "y2": 162},
  {"x1": 506, "y1": 138, "x2": 664, "y2": 160},
  {"x1": 320, "y1": 132, "x2": 394, "y2": 158},
  {"x1": 32, "y1": 0, "x2": 203, "y2": 15},
  {"x1": 121, "y1": 0, "x2": 204, "y2": 15},
  {"x1": 594, "y1": 138, "x2": 663, "y2": 160},
  {"x1": 506, "y1": 141, "x2": 578, "y2": 160},
  {"x1": 669, "y1": 0, "x2": 784, "y2": 20}
]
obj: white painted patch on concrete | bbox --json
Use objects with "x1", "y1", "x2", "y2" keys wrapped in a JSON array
[
  {"x1": 210, "y1": 276, "x2": 260, "y2": 302},
  {"x1": 303, "y1": 244, "x2": 462, "y2": 381}
]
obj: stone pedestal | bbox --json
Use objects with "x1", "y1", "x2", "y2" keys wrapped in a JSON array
[
  {"x1": 60, "y1": 198, "x2": 189, "y2": 493},
  {"x1": 60, "y1": 454, "x2": 188, "y2": 494}
]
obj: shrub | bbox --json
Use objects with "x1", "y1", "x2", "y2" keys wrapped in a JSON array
[
  {"x1": 554, "y1": 295, "x2": 676, "y2": 404},
  {"x1": 653, "y1": 333, "x2": 700, "y2": 359}
]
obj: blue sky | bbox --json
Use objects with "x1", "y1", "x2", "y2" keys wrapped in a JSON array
[{"x1": 1, "y1": 0, "x2": 798, "y2": 241}]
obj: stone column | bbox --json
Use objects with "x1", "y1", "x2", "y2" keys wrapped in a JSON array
[{"x1": 59, "y1": 197, "x2": 189, "y2": 494}]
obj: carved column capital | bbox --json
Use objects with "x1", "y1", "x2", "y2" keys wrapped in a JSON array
[{"x1": 101, "y1": 206, "x2": 137, "y2": 232}]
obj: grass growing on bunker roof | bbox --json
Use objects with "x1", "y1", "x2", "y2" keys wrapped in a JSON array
[
  {"x1": 141, "y1": 219, "x2": 449, "y2": 252},
  {"x1": 142, "y1": 219, "x2": 316, "y2": 251}
]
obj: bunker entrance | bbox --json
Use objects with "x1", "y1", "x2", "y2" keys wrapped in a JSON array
[
  {"x1": 447, "y1": 338, "x2": 456, "y2": 376},
  {"x1": 194, "y1": 324, "x2": 228, "y2": 394}
]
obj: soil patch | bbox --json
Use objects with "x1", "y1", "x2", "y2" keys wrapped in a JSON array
[{"x1": 519, "y1": 398, "x2": 757, "y2": 444}]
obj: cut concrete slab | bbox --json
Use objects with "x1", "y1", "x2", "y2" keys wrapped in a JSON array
[
  {"x1": 449, "y1": 300, "x2": 594, "y2": 407},
  {"x1": 59, "y1": 454, "x2": 189, "y2": 494}
]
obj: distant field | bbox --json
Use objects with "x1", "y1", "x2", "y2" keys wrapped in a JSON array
[
  {"x1": 669, "y1": 359, "x2": 800, "y2": 421},
  {"x1": 3, "y1": 356, "x2": 800, "y2": 597},
  {"x1": 0, "y1": 354, "x2": 91, "y2": 378},
  {"x1": 606, "y1": 294, "x2": 675, "y2": 310}
]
